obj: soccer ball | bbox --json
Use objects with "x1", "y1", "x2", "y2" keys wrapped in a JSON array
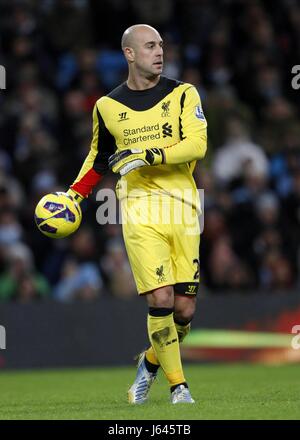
[{"x1": 34, "y1": 192, "x2": 82, "y2": 238}]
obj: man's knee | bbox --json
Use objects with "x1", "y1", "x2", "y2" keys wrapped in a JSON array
[
  {"x1": 146, "y1": 285, "x2": 174, "y2": 309},
  {"x1": 174, "y1": 296, "x2": 197, "y2": 324}
]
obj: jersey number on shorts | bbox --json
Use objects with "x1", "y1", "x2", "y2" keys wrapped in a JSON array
[{"x1": 193, "y1": 258, "x2": 200, "y2": 280}]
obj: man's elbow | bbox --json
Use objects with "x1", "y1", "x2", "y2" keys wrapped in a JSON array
[{"x1": 192, "y1": 136, "x2": 207, "y2": 160}]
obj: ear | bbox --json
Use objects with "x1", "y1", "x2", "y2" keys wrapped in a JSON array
[{"x1": 124, "y1": 47, "x2": 135, "y2": 63}]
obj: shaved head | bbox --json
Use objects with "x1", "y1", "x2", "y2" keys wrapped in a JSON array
[
  {"x1": 121, "y1": 24, "x2": 161, "y2": 49},
  {"x1": 121, "y1": 24, "x2": 164, "y2": 87}
]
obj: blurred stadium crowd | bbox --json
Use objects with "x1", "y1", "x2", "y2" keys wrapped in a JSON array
[{"x1": 0, "y1": 0, "x2": 300, "y2": 302}]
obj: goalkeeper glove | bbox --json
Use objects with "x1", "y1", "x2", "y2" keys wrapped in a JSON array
[
  {"x1": 66, "y1": 188, "x2": 84, "y2": 204},
  {"x1": 108, "y1": 148, "x2": 165, "y2": 176}
]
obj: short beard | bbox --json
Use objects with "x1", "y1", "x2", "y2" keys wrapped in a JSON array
[{"x1": 136, "y1": 63, "x2": 160, "y2": 81}]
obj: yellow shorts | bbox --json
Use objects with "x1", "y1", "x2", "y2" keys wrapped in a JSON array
[{"x1": 121, "y1": 196, "x2": 200, "y2": 295}]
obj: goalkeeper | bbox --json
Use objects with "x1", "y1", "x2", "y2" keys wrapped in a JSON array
[{"x1": 67, "y1": 24, "x2": 207, "y2": 404}]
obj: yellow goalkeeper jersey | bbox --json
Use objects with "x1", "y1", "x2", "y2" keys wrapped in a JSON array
[{"x1": 71, "y1": 76, "x2": 207, "y2": 208}]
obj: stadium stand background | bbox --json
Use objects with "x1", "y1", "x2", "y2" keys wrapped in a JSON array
[{"x1": 0, "y1": 0, "x2": 300, "y2": 304}]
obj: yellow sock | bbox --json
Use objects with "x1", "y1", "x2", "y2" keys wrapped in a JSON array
[
  {"x1": 145, "y1": 346, "x2": 160, "y2": 366},
  {"x1": 175, "y1": 322, "x2": 191, "y2": 343},
  {"x1": 147, "y1": 310, "x2": 185, "y2": 387},
  {"x1": 145, "y1": 321, "x2": 191, "y2": 366}
]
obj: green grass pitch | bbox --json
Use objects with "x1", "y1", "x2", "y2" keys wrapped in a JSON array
[{"x1": 0, "y1": 364, "x2": 299, "y2": 420}]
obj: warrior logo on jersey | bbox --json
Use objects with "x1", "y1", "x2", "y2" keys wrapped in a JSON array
[
  {"x1": 161, "y1": 100, "x2": 170, "y2": 117},
  {"x1": 118, "y1": 112, "x2": 129, "y2": 121}
]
